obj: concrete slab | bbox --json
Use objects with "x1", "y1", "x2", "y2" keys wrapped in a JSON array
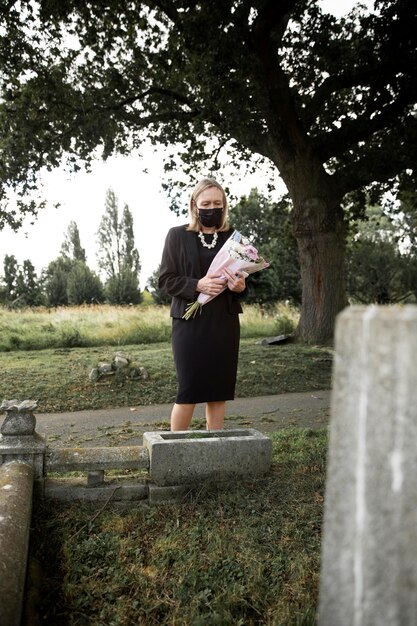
[
  {"x1": 44, "y1": 478, "x2": 149, "y2": 502},
  {"x1": 148, "y1": 483, "x2": 191, "y2": 505},
  {"x1": 143, "y1": 428, "x2": 272, "y2": 486}
]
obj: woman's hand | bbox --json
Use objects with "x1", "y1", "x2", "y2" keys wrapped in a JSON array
[
  {"x1": 223, "y1": 268, "x2": 246, "y2": 293},
  {"x1": 197, "y1": 272, "x2": 227, "y2": 297}
]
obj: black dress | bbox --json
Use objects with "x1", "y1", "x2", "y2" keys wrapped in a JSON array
[{"x1": 172, "y1": 234, "x2": 240, "y2": 404}]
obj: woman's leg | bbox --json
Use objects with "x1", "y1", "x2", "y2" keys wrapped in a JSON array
[
  {"x1": 170, "y1": 403, "x2": 195, "y2": 431},
  {"x1": 205, "y1": 401, "x2": 225, "y2": 430}
]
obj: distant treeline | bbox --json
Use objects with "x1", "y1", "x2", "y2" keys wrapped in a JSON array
[{"x1": 1, "y1": 189, "x2": 417, "y2": 309}]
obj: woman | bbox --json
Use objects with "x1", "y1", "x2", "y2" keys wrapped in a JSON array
[{"x1": 158, "y1": 177, "x2": 246, "y2": 431}]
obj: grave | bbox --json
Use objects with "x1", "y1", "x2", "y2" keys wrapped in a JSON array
[
  {"x1": 0, "y1": 399, "x2": 273, "y2": 622},
  {"x1": 144, "y1": 428, "x2": 272, "y2": 486},
  {"x1": 318, "y1": 305, "x2": 417, "y2": 626}
]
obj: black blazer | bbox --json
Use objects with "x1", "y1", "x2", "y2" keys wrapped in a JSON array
[{"x1": 158, "y1": 224, "x2": 244, "y2": 319}]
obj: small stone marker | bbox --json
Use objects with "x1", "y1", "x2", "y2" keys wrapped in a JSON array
[
  {"x1": 0, "y1": 399, "x2": 38, "y2": 436},
  {"x1": 89, "y1": 351, "x2": 149, "y2": 382},
  {"x1": 318, "y1": 305, "x2": 417, "y2": 626}
]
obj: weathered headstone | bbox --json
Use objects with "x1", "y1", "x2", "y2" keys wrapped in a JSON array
[{"x1": 318, "y1": 305, "x2": 417, "y2": 626}]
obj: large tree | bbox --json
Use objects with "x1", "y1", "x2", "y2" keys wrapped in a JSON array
[
  {"x1": 41, "y1": 220, "x2": 104, "y2": 305},
  {"x1": 60, "y1": 221, "x2": 87, "y2": 263},
  {"x1": 2, "y1": 254, "x2": 18, "y2": 302},
  {"x1": 346, "y1": 203, "x2": 417, "y2": 304},
  {"x1": 16, "y1": 259, "x2": 43, "y2": 306},
  {"x1": 42, "y1": 257, "x2": 72, "y2": 306},
  {"x1": 66, "y1": 260, "x2": 104, "y2": 304},
  {"x1": 1, "y1": 255, "x2": 43, "y2": 306},
  {"x1": 1, "y1": 1, "x2": 417, "y2": 341},
  {"x1": 230, "y1": 189, "x2": 301, "y2": 304},
  {"x1": 96, "y1": 188, "x2": 141, "y2": 304}
]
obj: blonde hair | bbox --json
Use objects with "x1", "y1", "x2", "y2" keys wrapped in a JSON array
[{"x1": 186, "y1": 177, "x2": 230, "y2": 232}]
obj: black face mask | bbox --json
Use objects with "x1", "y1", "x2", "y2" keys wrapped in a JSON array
[{"x1": 198, "y1": 208, "x2": 223, "y2": 228}]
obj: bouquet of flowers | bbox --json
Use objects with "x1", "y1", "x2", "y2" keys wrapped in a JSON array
[{"x1": 183, "y1": 230, "x2": 270, "y2": 319}]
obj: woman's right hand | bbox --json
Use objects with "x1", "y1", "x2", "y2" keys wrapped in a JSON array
[{"x1": 196, "y1": 272, "x2": 227, "y2": 296}]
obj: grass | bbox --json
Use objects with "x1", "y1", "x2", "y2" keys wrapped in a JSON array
[
  {"x1": 0, "y1": 304, "x2": 172, "y2": 351},
  {"x1": 0, "y1": 339, "x2": 332, "y2": 412},
  {"x1": 0, "y1": 302, "x2": 299, "y2": 352},
  {"x1": 0, "y1": 301, "x2": 331, "y2": 412},
  {"x1": 26, "y1": 429, "x2": 327, "y2": 626},
  {"x1": 0, "y1": 303, "x2": 331, "y2": 623}
]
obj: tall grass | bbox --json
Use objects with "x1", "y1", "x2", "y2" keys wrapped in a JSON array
[
  {"x1": 0, "y1": 304, "x2": 171, "y2": 351},
  {"x1": 0, "y1": 302, "x2": 299, "y2": 351},
  {"x1": 240, "y1": 301, "x2": 299, "y2": 339}
]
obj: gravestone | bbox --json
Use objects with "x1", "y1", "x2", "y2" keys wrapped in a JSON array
[{"x1": 318, "y1": 305, "x2": 417, "y2": 626}]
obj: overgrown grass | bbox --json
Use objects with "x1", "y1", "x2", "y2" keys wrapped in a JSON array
[
  {"x1": 26, "y1": 429, "x2": 327, "y2": 626},
  {"x1": 0, "y1": 302, "x2": 299, "y2": 352},
  {"x1": 0, "y1": 339, "x2": 332, "y2": 412},
  {"x1": 0, "y1": 304, "x2": 172, "y2": 351}
]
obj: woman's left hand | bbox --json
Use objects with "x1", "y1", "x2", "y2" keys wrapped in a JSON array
[{"x1": 223, "y1": 268, "x2": 246, "y2": 293}]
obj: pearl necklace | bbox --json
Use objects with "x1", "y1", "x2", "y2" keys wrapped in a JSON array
[{"x1": 198, "y1": 230, "x2": 218, "y2": 249}]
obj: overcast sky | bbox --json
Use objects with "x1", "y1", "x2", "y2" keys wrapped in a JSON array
[
  {"x1": 0, "y1": 148, "x2": 283, "y2": 288},
  {"x1": 0, "y1": 0, "x2": 372, "y2": 289}
]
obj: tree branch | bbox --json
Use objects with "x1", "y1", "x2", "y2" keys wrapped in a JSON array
[
  {"x1": 315, "y1": 89, "x2": 417, "y2": 161},
  {"x1": 304, "y1": 67, "x2": 376, "y2": 127},
  {"x1": 334, "y1": 116, "x2": 417, "y2": 195},
  {"x1": 146, "y1": 0, "x2": 180, "y2": 24},
  {"x1": 38, "y1": 84, "x2": 196, "y2": 119},
  {"x1": 248, "y1": 0, "x2": 311, "y2": 165},
  {"x1": 97, "y1": 86, "x2": 195, "y2": 112},
  {"x1": 252, "y1": 0, "x2": 298, "y2": 41},
  {"x1": 124, "y1": 109, "x2": 201, "y2": 127},
  {"x1": 147, "y1": 0, "x2": 201, "y2": 26}
]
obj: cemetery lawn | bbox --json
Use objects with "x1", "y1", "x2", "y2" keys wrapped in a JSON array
[
  {"x1": 0, "y1": 339, "x2": 332, "y2": 412},
  {"x1": 27, "y1": 428, "x2": 326, "y2": 625}
]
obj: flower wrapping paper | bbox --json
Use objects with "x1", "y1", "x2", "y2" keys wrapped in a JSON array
[{"x1": 183, "y1": 230, "x2": 270, "y2": 319}]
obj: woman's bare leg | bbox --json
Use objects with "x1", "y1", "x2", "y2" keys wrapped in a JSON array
[
  {"x1": 170, "y1": 403, "x2": 195, "y2": 431},
  {"x1": 205, "y1": 401, "x2": 225, "y2": 430}
]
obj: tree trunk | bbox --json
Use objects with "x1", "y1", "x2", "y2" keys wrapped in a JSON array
[
  {"x1": 267, "y1": 130, "x2": 348, "y2": 344},
  {"x1": 293, "y1": 197, "x2": 348, "y2": 344}
]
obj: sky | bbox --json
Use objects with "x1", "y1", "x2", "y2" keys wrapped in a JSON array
[
  {"x1": 0, "y1": 149, "x2": 282, "y2": 289},
  {"x1": 0, "y1": 0, "x2": 371, "y2": 289}
]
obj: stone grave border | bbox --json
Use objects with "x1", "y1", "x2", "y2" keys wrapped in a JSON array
[{"x1": 0, "y1": 400, "x2": 272, "y2": 626}]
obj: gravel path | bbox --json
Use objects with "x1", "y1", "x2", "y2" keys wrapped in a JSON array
[{"x1": 33, "y1": 390, "x2": 331, "y2": 448}]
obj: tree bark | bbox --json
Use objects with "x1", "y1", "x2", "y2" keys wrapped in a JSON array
[
  {"x1": 273, "y1": 148, "x2": 348, "y2": 344},
  {"x1": 292, "y1": 195, "x2": 348, "y2": 344},
  {"x1": 296, "y1": 226, "x2": 347, "y2": 343}
]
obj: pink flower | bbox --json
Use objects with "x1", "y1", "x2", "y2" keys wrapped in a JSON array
[
  {"x1": 244, "y1": 245, "x2": 259, "y2": 261},
  {"x1": 183, "y1": 230, "x2": 270, "y2": 319}
]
